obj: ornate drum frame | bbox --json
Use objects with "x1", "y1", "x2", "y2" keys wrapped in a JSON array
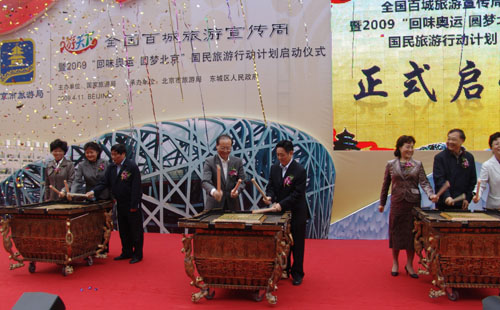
[
  {"x1": 0, "y1": 201, "x2": 113, "y2": 276},
  {"x1": 413, "y1": 207, "x2": 500, "y2": 301},
  {"x1": 178, "y1": 210, "x2": 292, "y2": 304}
]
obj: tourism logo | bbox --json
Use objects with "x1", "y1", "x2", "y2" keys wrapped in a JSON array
[
  {"x1": 0, "y1": 39, "x2": 35, "y2": 85},
  {"x1": 60, "y1": 32, "x2": 98, "y2": 54}
]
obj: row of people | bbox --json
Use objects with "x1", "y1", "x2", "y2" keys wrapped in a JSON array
[
  {"x1": 44, "y1": 141, "x2": 143, "y2": 264},
  {"x1": 43, "y1": 136, "x2": 308, "y2": 286},
  {"x1": 43, "y1": 130, "x2": 499, "y2": 284},
  {"x1": 43, "y1": 140, "x2": 110, "y2": 201},
  {"x1": 379, "y1": 129, "x2": 500, "y2": 278}
]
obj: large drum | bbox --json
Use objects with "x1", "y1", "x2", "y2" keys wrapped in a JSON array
[
  {"x1": 0, "y1": 200, "x2": 113, "y2": 276},
  {"x1": 413, "y1": 207, "x2": 500, "y2": 300},
  {"x1": 178, "y1": 210, "x2": 292, "y2": 304}
]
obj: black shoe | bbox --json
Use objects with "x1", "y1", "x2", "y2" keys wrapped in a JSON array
[
  {"x1": 391, "y1": 271, "x2": 399, "y2": 276},
  {"x1": 129, "y1": 257, "x2": 142, "y2": 264},
  {"x1": 405, "y1": 266, "x2": 419, "y2": 279},
  {"x1": 114, "y1": 254, "x2": 132, "y2": 261},
  {"x1": 292, "y1": 276, "x2": 303, "y2": 286}
]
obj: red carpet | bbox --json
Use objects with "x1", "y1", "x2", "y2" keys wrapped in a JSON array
[{"x1": 1, "y1": 232, "x2": 494, "y2": 309}]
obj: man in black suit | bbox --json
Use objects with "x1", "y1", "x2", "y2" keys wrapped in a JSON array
[
  {"x1": 202, "y1": 134, "x2": 246, "y2": 211},
  {"x1": 86, "y1": 144, "x2": 144, "y2": 264},
  {"x1": 264, "y1": 140, "x2": 308, "y2": 286}
]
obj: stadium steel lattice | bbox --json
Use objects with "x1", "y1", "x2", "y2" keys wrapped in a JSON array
[{"x1": 0, "y1": 118, "x2": 335, "y2": 238}]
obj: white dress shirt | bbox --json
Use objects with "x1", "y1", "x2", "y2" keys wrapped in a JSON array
[
  {"x1": 210, "y1": 154, "x2": 229, "y2": 196},
  {"x1": 281, "y1": 157, "x2": 293, "y2": 178}
]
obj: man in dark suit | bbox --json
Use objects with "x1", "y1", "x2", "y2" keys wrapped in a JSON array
[
  {"x1": 433, "y1": 128, "x2": 477, "y2": 210},
  {"x1": 86, "y1": 144, "x2": 144, "y2": 264},
  {"x1": 202, "y1": 134, "x2": 246, "y2": 211},
  {"x1": 264, "y1": 140, "x2": 308, "y2": 286}
]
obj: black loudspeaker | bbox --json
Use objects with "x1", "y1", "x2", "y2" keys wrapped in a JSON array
[
  {"x1": 12, "y1": 292, "x2": 65, "y2": 310},
  {"x1": 483, "y1": 296, "x2": 500, "y2": 310}
]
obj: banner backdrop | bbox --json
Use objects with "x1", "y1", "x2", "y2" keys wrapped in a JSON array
[
  {"x1": 0, "y1": 0, "x2": 334, "y2": 238},
  {"x1": 332, "y1": 0, "x2": 500, "y2": 151},
  {"x1": 330, "y1": 0, "x2": 498, "y2": 238},
  {"x1": 0, "y1": 0, "x2": 332, "y2": 152}
]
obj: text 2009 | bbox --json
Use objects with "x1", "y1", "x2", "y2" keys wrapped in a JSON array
[
  {"x1": 362, "y1": 19, "x2": 395, "y2": 30},
  {"x1": 64, "y1": 61, "x2": 87, "y2": 71}
]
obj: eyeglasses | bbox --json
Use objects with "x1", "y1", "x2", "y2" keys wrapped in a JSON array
[{"x1": 218, "y1": 147, "x2": 232, "y2": 151}]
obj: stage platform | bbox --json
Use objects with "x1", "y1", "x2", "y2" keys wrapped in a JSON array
[{"x1": 0, "y1": 232, "x2": 495, "y2": 309}]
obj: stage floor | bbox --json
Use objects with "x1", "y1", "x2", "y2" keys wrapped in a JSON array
[{"x1": 0, "y1": 232, "x2": 495, "y2": 309}]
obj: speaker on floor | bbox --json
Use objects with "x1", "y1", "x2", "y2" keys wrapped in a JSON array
[
  {"x1": 12, "y1": 292, "x2": 65, "y2": 310},
  {"x1": 483, "y1": 296, "x2": 500, "y2": 310}
]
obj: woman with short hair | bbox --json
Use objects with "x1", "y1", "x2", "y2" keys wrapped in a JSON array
[{"x1": 44, "y1": 139, "x2": 75, "y2": 201}]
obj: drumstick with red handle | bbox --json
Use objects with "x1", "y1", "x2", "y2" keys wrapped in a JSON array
[
  {"x1": 214, "y1": 165, "x2": 222, "y2": 202},
  {"x1": 451, "y1": 193, "x2": 466, "y2": 204},
  {"x1": 49, "y1": 185, "x2": 62, "y2": 196},
  {"x1": 216, "y1": 165, "x2": 221, "y2": 192},
  {"x1": 231, "y1": 179, "x2": 242, "y2": 193},
  {"x1": 252, "y1": 205, "x2": 278, "y2": 214},
  {"x1": 64, "y1": 180, "x2": 70, "y2": 194},
  {"x1": 436, "y1": 181, "x2": 450, "y2": 198},
  {"x1": 63, "y1": 180, "x2": 72, "y2": 201},
  {"x1": 474, "y1": 180, "x2": 481, "y2": 202},
  {"x1": 251, "y1": 178, "x2": 267, "y2": 198},
  {"x1": 251, "y1": 178, "x2": 279, "y2": 214}
]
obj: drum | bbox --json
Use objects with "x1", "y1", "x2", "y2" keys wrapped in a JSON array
[
  {"x1": 0, "y1": 200, "x2": 113, "y2": 276},
  {"x1": 178, "y1": 210, "x2": 292, "y2": 304},
  {"x1": 413, "y1": 207, "x2": 500, "y2": 300}
]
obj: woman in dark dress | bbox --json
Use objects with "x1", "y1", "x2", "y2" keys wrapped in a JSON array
[
  {"x1": 379, "y1": 135, "x2": 437, "y2": 278},
  {"x1": 44, "y1": 139, "x2": 75, "y2": 201}
]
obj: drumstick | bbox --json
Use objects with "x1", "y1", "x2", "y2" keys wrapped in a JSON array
[
  {"x1": 64, "y1": 180, "x2": 70, "y2": 194},
  {"x1": 232, "y1": 179, "x2": 242, "y2": 193},
  {"x1": 474, "y1": 180, "x2": 481, "y2": 202},
  {"x1": 49, "y1": 185, "x2": 62, "y2": 196},
  {"x1": 67, "y1": 193, "x2": 88, "y2": 198},
  {"x1": 252, "y1": 204, "x2": 277, "y2": 214},
  {"x1": 451, "y1": 193, "x2": 466, "y2": 203},
  {"x1": 436, "y1": 181, "x2": 450, "y2": 198},
  {"x1": 213, "y1": 164, "x2": 222, "y2": 202},
  {"x1": 216, "y1": 165, "x2": 221, "y2": 193},
  {"x1": 251, "y1": 178, "x2": 267, "y2": 198}
]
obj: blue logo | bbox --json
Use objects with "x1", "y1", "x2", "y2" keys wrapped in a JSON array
[{"x1": 0, "y1": 39, "x2": 35, "y2": 85}]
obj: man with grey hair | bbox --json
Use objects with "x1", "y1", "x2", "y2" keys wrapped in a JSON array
[{"x1": 202, "y1": 134, "x2": 246, "y2": 211}]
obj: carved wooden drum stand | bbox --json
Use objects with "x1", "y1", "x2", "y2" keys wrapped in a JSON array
[
  {"x1": 413, "y1": 207, "x2": 500, "y2": 301},
  {"x1": 178, "y1": 210, "x2": 292, "y2": 304},
  {"x1": 0, "y1": 201, "x2": 113, "y2": 276}
]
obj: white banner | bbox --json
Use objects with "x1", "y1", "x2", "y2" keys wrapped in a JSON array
[{"x1": 0, "y1": 0, "x2": 332, "y2": 151}]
